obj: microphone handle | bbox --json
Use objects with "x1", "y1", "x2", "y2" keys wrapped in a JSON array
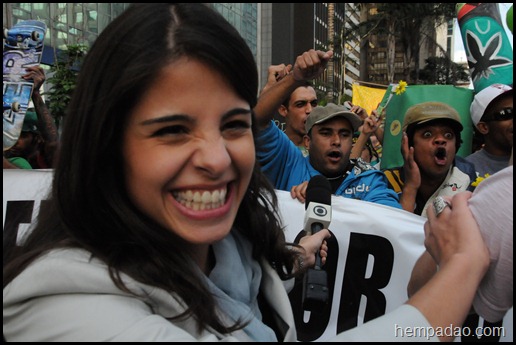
[{"x1": 311, "y1": 222, "x2": 324, "y2": 270}]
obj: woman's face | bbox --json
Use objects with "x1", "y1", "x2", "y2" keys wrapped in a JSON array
[{"x1": 123, "y1": 58, "x2": 254, "y2": 248}]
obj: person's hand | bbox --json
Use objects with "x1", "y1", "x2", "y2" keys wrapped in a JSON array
[
  {"x1": 298, "y1": 229, "x2": 331, "y2": 269},
  {"x1": 401, "y1": 132, "x2": 420, "y2": 190},
  {"x1": 407, "y1": 192, "x2": 490, "y2": 341},
  {"x1": 260, "y1": 63, "x2": 293, "y2": 95},
  {"x1": 291, "y1": 49, "x2": 333, "y2": 82},
  {"x1": 370, "y1": 109, "x2": 381, "y2": 122},
  {"x1": 424, "y1": 192, "x2": 489, "y2": 269},
  {"x1": 360, "y1": 116, "x2": 379, "y2": 136},
  {"x1": 350, "y1": 104, "x2": 368, "y2": 120},
  {"x1": 23, "y1": 66, "x2": 46, "y2": 91},
  {"x1": 290, "y1": 181, "x2": 308, "y2": 204}
]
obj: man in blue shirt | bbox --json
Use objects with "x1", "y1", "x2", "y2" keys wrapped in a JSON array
[{"x1": 254, "y1": 49, "x2": 401, "y2": 209}]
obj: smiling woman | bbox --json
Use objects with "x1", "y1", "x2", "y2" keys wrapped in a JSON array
[
  {"x1": 2, "y1": 3, "x2": 329, "y2": 341},
  {"x1": 123, "y1": 59, "x2": 255, "y2": 242},
  {"x1": 2, "y1": 3, "x2": 495, "y2": 343}
]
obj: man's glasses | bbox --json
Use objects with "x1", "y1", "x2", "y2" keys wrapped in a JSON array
[{"x1": 485, "y1": 107, "x2": 513, "y2": 122}]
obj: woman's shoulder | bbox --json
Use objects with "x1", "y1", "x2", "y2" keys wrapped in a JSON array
[
  {"x1": 3, "y1": 248, "x2": 196, "y2": 341},
  {"x1": 3, "y1": 248, "x2": 159, "y2": 304},
  {"x1": 4, "y1": 248, "x2": 114, "y2": 298}
]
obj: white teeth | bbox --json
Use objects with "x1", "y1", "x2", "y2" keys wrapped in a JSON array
[
  {"x1": 201, "y1": 191, "x2": 211, "y2": 203},
  {"x1": 173, "y1": 188, "x2": 227, "y2": 210},
  {"x1": 185, "y1": 190, "x2": 193, "y2": 201},
  {"x1": 211, "y1": 189, "x2": 220, "y2": 203}
]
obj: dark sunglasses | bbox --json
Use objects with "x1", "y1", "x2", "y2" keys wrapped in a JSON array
[{"x1": 485, "y1": 107, "x2": 513, "y2": 122}]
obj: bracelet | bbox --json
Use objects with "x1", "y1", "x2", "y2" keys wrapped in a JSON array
[
  {"x1": 297, "y1": 253, "x2": 305, "y2": 272},
  {"x1": 287, "y1": 245, "x2": 305, "y2": 273}
]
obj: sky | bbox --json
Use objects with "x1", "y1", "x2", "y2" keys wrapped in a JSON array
[{"x1": 453, "y1": 3, "x2": 513, "y2": 63}]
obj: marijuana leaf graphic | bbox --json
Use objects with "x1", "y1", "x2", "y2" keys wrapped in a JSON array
[{"x1": 466, "y1": 29, "x2": 512, "y2": 82}]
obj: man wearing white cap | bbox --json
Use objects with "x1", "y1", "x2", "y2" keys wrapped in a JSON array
[{"x1": 466, "y1": 84, "x2": 513, "y2": 176}]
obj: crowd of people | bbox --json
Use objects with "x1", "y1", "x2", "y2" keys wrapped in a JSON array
[{"x1": 3, "y1": 3, "x2": 513, "y2": 342}]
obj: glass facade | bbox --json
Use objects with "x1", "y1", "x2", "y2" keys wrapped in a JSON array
[
  {"x1": 4, "y1": 3, "x2": 259, "y2": 62},
  {"x1": 210, "y1": 3, "x2": 258, "y2": 59},
  {"x1": 4, "y1": 3, "x2": 131, "y2": 49}
]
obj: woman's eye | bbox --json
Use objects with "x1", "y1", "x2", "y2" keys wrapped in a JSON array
[
  {"x1": 153, "y1": 125, "x2": 188, "y2": 137},
  {"x1": 223, "y1": 120, "x2": 251, "y2": 132},
  {"x1": 444, "y1": 132, "x2": 454, "y2": 140}
]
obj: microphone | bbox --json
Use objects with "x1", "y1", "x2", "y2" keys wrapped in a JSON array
[
  {"x1": 302, "y1": 175, "x2": 331, "y2": 312},
  {"x1": 303, "y1": 175, "x2": 332, "y2": 236}
]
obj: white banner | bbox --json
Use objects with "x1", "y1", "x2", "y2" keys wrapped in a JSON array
[
  {"x1": 3, "y1": 169, "x2": 52, "y2": 246},
  {"x1": 276, "y1": 190, "x2": 513, "y2": 342},
  {"x1": 3, "y1": 169, "x2": 512, "y2": 342}
]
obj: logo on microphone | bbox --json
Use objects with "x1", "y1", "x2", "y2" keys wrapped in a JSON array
[{"x1": 313, "y1": 205, "x2": 328, "y2": 217}]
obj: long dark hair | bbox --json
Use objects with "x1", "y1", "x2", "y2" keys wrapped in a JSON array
[{"x1": 4, "y1": 3, "x2": 298, "y2": 335}]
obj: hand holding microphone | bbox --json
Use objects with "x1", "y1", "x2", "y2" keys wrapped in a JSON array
[
  {"x1": 302, "y1": 175, "x2": 332, "y2": 311},
  {"x1": 298, "y1": 231, "x2": 330, "y2": 269}
]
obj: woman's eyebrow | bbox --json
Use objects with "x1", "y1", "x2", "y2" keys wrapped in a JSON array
[{"x1": 140, "y1": 114, "x2": 191, "y2": 126}]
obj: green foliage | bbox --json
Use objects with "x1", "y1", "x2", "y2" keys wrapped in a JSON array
[
  {"x1": 44, "y1": 44, "x2": 88, "y2": 128},
  {"x1": 417, "y1": 57, "x2": 470, "y2": 85},
  {"x1": 352, "y1": 3, "x2": 458, "y2": 84}
]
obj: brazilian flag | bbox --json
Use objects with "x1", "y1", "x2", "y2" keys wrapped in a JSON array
[{"x1": 379, "y1": 85, "x2": 474, "y2": 170}]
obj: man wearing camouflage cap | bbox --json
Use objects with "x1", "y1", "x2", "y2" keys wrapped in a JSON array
[
  {"x1": 255, "y1": 100, "x2": 401, "y2": 208},
  {"x1": 383, "y1": 101, "x2": 477, "y2": 217},
  {"x1": 253, "y1": 49, "x2": 401, "y2": 208}
]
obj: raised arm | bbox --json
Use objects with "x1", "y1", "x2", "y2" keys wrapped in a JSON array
[
  {"x1": 23, "y1": 66, "x2": 59, "y2": 168},
  {"x1": 350, "y1": 115, "x2": 379, "y2": 160},
  {"x1": 407, "y1": 192, "x2": 489, "y2": 341},
  {"x1": 253, "y1": 49, "x2": 333, "y2": 131},
  {"x1": 372, "y1": 108, "x2": 385, "y2": 144}
]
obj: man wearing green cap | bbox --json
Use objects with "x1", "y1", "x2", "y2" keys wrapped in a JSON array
[
  {"x1": 3, "y1": 66, "x2": 58, "y2": 169},
  {"x1": 383, "y1": 102, "x2": 477, "y2": 217}
]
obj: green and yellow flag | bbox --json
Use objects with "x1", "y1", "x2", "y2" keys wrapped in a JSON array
[
  {"x1": 351, "y1": 83, "x2": 388, "y2": 115},
  {"x1": 380, "y1": 85, "x2": 474, "y2": 170}
]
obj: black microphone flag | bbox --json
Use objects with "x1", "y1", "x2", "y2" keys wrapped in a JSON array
[
  {"x1": 303, "y1": 175, "x2": 332, "y2": 235},
  {"x1": 302, "y1": 175, "x2": 332, "y2": 311}
]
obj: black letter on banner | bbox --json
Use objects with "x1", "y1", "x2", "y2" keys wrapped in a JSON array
[
  {"x1": 461, "y1": 313, "x2": 503, "y2": 342},
  {"x1": 3, "y1": 200, "x2": 35, "y2": 253},
  {"x1": 337, "y1": 233, "x2": 394, "y2": 332},
  {"x1": 288, "y1": 230, "x2": 339, "y2": 342}
]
